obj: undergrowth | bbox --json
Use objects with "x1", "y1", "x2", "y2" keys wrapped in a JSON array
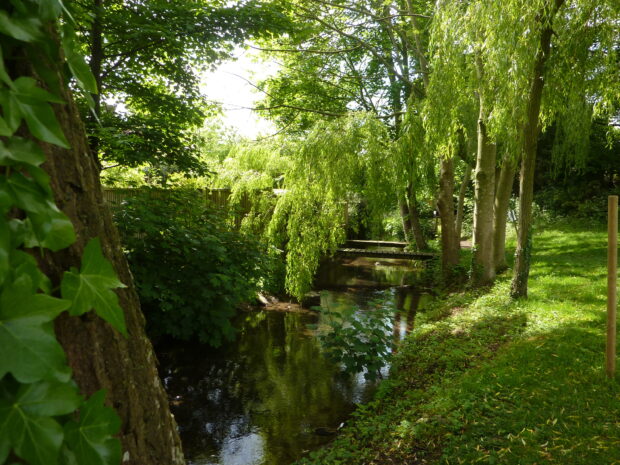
[{"x1": 296, "y1": 219, "x2": 620, "y2": 465}]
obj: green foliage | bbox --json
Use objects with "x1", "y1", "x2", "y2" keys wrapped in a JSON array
[
  {"x1": 63, "y1": 391, "x2": 121, "y2": 465},
  {"x1": 426, "y1": 0, "x2": 619, "y2": 164},
  {"x1": 0, "y1": 2, "x2": 123, "y2": 464},
  {"x1": 113, "y1": 189, "x2": 275, "y2": 346},
  {"x1": 61, "y1": 239, "x2": 127, "y2": 336},
  {"x1": 208, "y1": 137, "x2": 292, "y2": 235},
  {"x1": 535, "y1": 121, "x2": 620, "y2": 219},
  {"x1": 317, "y1": 302, "x2": 393, "y2": 381},
  {"x1": 71, "y1": 0, "x2": 292, "y2": 176},
  {"x1": 268, "y1": 113, "x2": 396, "y2": 299}
]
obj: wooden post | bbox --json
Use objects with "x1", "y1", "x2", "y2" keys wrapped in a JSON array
[{"x1": 607, "y1": 195, "x2": 618, "y2": 378}]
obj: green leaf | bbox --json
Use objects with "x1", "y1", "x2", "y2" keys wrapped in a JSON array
[
  {"x1": 36, "y1": 0, "x2": 63, "y2": 21},
  {"x1": 64, "y1": 391, "x2": 121, "y2": 465},
  {"x1": 0, "y1": 137, "x2": 46, "y2": 167},
  {"x1": 13, "y1": 77, "x2": 65, "y2": 104},
  {"x1": 10, "y1": 250, "x2": 52, "y2": 294},
  {"x1": 0, "y1": 219, "x2": 9, "y2": 286},
  {"x1": 0, "y1": 89, "x2": 25, "y2": 134},
  {"x1": 0, "y1": 11, "x2": 43, "y2": 42},
  {"x1": 0, "y1": 116, "x2": 12, "y2": 137},
  {"x1": 0, "y1": 432, "x2": 8, "y2": 464},
  {"x1": 0, "y1": 172, "x2": 49, "y2": 214},
  {"x1": 61, "y1": 238, "x2": 127, "y2": 335},
  {"x1": 27, "y1": 165, "x2": 52, "y2": 194},
  {"x1": 25, "y1": 203, "x2": 76, "y2": 252},
  {"x1": 0, "y1": 45, "x2": 13, "y2": 88},
  {"x1": 17, "y1": 380, "x2": 81, "y2": 417},
  {"x1": 18, "y1": 101, "x2": 69, "y2": 148},
  {"x1": 62, "y1": 26, "x2": 98, "y2": 94},
  {"x1": 0, "y1": 281, "x2": 71, "y2": 383},
  {"x1": 0, "y1": 397, "x2": 63, "y2": 465}
]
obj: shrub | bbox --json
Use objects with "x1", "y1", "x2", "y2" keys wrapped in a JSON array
[{"x1": 113, "y1": 189, "x2": 276, "y2": 346}]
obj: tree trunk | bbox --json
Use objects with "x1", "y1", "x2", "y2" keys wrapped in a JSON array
[
  {"x1": 29, "y1": 45, "x2": 185, "y2": 465},
  {"x1": 455, "y1": 165, "x2": 471, "y2": 241},
  {"x1": 399, "y1": 193, "x2": 414, "y2": 243},
  {"x1": 471, "y1": 106, "x2": 497, "y2": 285},
  {"x1": 493, "y1": 157, "x2": 516, "y2": 271},
  {"x1": 399, "y1": 185, "x2": 427, "y2": 250},
  {"x1": 407, "y1": 184, "x2": 428, "y2": 251},
  {"x1": 437, "y1": 157, "x2": 459, "y2": 272},
  {"x1": 511, "y1": 0, "x2": 564, "y2": 298}
]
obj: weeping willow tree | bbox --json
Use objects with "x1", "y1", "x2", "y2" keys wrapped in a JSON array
[
  {"x1": 208, "y1": 139, "x2": 294, "y2": 234},
  {"x1": 425, "y1": 0, "x2": 619, "y2": 294},
  {"x1": 265, "y1": 113, "x2": 395, "y2": 300}
]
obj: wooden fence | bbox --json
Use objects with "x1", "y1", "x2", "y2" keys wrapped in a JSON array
[
  {"x1": 103, "y1": 188, "x2": 252, "y2": 227},
  {"x1": 103, "y1": 187, "x2": 251, "y2": 210}
]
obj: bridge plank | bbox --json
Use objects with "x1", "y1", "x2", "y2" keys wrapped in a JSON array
[
  {"x1": 336, "y1": 248, "x2": 436, "y2": 260},
  {"x1": 344, "y1": 240, "x2": 408, "y2": 248}
]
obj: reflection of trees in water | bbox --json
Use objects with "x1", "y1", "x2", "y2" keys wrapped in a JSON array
[
  {"x1": 315, "y1": 257, "x2": 421, "y2": 288},
  {"x1": 159, "y1": 311, "x2": 367, "y2": 465},
  {"x1": 158, "y1": 284, "x2": 429, "y2": 465},
  {"x1": 393, "y1": 290, "x2": 420, "y2": 349}
]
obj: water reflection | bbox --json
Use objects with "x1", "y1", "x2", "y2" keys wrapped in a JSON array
[
  {"x1": 159, "y1": 310, "x2": 374, "y2": 465},
  {"x1": 158, "y1": 256, "x2": 430, "y2": 465}
]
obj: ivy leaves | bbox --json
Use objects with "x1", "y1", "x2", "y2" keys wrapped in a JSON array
[
  {"x1": 0, "y1": 280, "x2": 71, "y2": 383},
  {"x1": 0, "y1": 380, "x2": 81, "y2": 465},
  {"x1": 64, "y1": 391, "x2": 122, "y2": 465},
  {"x1": 0, "y1": 384, "x2": 119, "y2": 465},
  {"x1": 62, "y1": 239, "x2": 127, "y2": 336},
  {"x1": 0, "y1": 1, "x2": 126, "y2": 465},
  {"x1": 0, "y1": 76, "x2": 68, "y2": 146}
]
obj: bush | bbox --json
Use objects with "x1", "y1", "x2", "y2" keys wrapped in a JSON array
[{"x1": 113, "y1": 189, "x2": 276, "y2": 346}]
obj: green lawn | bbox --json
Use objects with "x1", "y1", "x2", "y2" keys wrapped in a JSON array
[{"x1": 297, "y1": 220, "x2": 620, "y2": 465}]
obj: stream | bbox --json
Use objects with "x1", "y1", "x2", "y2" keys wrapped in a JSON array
[{"x1": 157, "y1": 255, "x2": 431, "y2": 465}]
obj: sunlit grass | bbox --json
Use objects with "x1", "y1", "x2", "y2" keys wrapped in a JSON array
[{"x1": 296, "y1": 219, "x2": 620, "y2": 465}]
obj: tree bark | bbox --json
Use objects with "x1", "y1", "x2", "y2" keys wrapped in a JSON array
[
  {"x1": 399, "y1": 185, "x2": 427, "y2": 250},
  {"x1": 437, "y1": 157, "x2": 460, "y2": 272},
  {"x1": 399, "y1": 193, "x2": 414, "y2": 243},
  {"x1": 455, "y1": 165, "x2": 471, "y2": 241},
  {"x1": 493, "y1": 156, "x2": 516, "y2": 271},
  {"x1": 27, "y1": 42, "x2": 185, "y2": 465},
  {"x1": 407, "y1": 184, "x2": 428, "y2": 251},
  {"x1": 471, "y1": 103, "x2": 497, "y2": 285},
  {"x1": 511, "y1": 0, "x2": 565, "y2": 298}
]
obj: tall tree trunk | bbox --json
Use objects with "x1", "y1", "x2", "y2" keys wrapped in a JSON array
[
  {"x1": 511, "y1": 0, "x2": 564, "y2": 298},
  {"x1": 399, "y1": 193, "x2": 414, "y2": 243},
  {"x1": 493, "y1": 157, "x2": 516, "y2": 271},
  {"x1": 471, "y1": 102, "x2": 497, "y2": 285},
  {"x1": 407, "y1": 184, "x2": 428, "y2": 251},
  {"x1": 455, "y1": 165, "x2": 472, "y2": 241},
  {"x1": 28, "y1": 43, "x2": 185, "y2": 465},
  {"x1": 399, "y1": 185, "x2": 427, "y2": 250},
  {"x1": 437, "y1": 157, "x2": 459, "y2": 272}
]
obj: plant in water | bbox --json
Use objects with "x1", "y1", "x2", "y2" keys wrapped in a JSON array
[{"x1": 317, "y1": 301, "x2": 394, "y2": 381}]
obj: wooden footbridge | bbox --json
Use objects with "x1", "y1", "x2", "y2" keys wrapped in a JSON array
[{"x1": 336, "y1": 240, "x2": 437, "y2": 260}]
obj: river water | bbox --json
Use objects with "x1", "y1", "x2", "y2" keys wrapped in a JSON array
[{"x1": 157, "y1": 255, "x2": 430, "y2": 465}]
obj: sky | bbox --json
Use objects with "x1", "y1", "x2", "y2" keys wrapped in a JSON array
[{"x1": 199, "y1": 47, "x2": 279, "y2": 139}]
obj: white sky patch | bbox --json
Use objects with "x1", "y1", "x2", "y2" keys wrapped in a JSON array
[{"x1": 200, "y1": 47, "x2": 279, "y2": 139}]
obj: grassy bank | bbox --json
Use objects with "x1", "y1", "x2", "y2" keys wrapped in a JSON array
[{"x1": 297, "y1": 220, "x2": 620, "y2": 465}]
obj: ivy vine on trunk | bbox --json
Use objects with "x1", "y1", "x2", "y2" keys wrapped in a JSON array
[{"x1": 0, "y1": 2, "x2": 183, "y2": 464}]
